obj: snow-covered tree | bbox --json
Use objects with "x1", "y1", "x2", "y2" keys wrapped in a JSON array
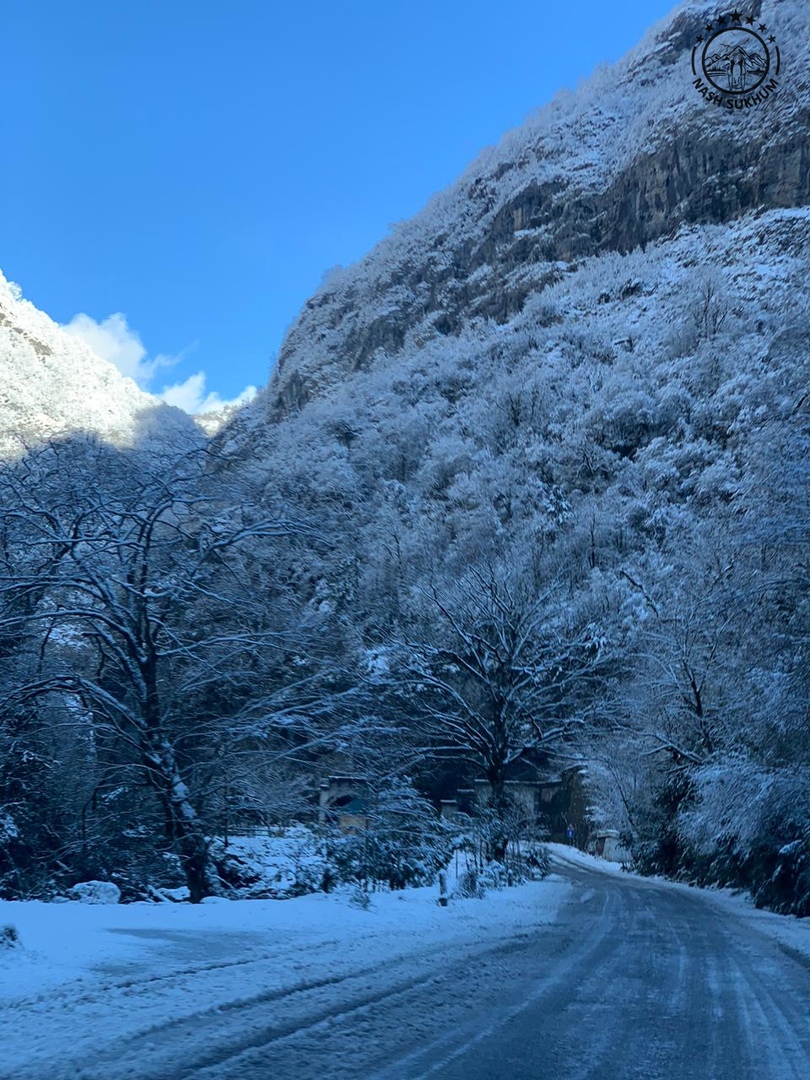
[
  {"x1": 395, "y1": 560, "x2": 610, "y2": 856},
  {"x1": 0, "y1": 436, "x2": 321, "y2": 900}
]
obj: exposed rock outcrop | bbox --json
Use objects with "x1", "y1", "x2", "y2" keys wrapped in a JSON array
[{"x1": 245, "y1": 0, "x2": 808, "y2": 422}]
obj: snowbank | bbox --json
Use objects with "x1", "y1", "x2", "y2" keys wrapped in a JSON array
[{"x1": 0, "y1": 878, "x2": 571, "y2": 1077}]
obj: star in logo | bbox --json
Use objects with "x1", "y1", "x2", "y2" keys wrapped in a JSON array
[
  {"x1": 695, "y1": 34, "x2": 704, "y2": 44},
  {"x1": 718, "y1": 14, "x2": 727, "y2": 24},
  {"x1": 769, "y1": 35, "x2": 776, "y2": 42},
  {"x1": 745, "y1": 16, "x2": 754, "y2": 24},
  {"x1": 705, "y1": 22, "x2": 714, "y2": 32},
  {"x1": 730, "y1": 10, "x2": 742, "y2": 22},
  {"x1": 759, "y1": 24, "x2": 767, "y2": 32}
]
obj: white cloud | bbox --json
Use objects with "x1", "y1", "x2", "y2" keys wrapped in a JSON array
[
  {"x1": 159, "y1": 372, "x2": 257, "y2": 415},
  {"x1": 61, "y1": 311, "x2": 256, "y2": 417},
  {"x1": 61, "y1": 312, "x2": 174, "y2": 386}
]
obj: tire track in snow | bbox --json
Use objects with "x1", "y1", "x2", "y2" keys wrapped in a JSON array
[{"x1": 7, "y1": 928, "x2": 553, "y2": 1080}]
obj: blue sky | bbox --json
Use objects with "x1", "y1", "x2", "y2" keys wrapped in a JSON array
[{"x1": 1, "y1": 0, "x2": 677, "y2": 412}]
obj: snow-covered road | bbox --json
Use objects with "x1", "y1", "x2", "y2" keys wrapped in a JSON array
[
  {"x1": 2, "y1": 852, "x2": 809, "y2": 1079},
  {"x1": 405, "y1": 853, "x2": 810, "y2": 1080}
]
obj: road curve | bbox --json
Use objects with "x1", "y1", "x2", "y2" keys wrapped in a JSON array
[{"x1": 384, "y1": 855, "x2": 810, "y2": 1080}]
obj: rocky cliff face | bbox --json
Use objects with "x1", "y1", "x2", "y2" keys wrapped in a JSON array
[
  {"x1": 0, "y1": 273, "x2": 194, "y2": 458},
  {"x1": 244, "y1": 0, "x2": 808, "y2": 423}
]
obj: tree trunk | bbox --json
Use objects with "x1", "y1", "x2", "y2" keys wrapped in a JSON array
[
  {"x1": 146, "y1": 734, "x2": 212, "y2": 903},
  {"x1": 175, "y1": 823, "x2": 211, "y2": 904},
  {"x1": 486, "y1": 758, "x2": 509, "y2": 862}
]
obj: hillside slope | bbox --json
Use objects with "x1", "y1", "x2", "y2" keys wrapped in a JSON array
[{"x1": 210, "y1": 0, "x2": 810, "y2": 912}]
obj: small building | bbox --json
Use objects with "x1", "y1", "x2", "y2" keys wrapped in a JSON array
[
  {"x1": 590, "y1": 829, "x2": 631, "y2": 864},
  {"x1": 443, "y1": 767, "x2": 591, "y2": 846},
  {"x1": 318, "y1": 776, "x2": 370, "y2": 831}
]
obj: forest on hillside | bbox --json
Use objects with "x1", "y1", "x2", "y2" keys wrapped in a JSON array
[{"x1": 1, "y1": 208, "x2": 808, "y2": 915}]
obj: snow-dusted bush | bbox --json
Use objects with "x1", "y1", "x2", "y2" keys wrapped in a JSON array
[
  {"x1": 210, "y1": 792, "x2": 453, "y2": 900},
  {"x1": 323, "y1": 825, "x2": 449, "y2": 893},
  {"x1": 66, "y1": 880, "x2": 121, "y2": 904},
  {"x1": 265, "y1": 784, "x2": 549, "y2": 903},
  {"x1": 447, "y1": 813, "x2": 551, "y2": 900},
  {"x1": 524, "y1": 845, "x2": 551, "y2": 880},
  {"x1": 348, "y1": 884, "x2": 373, "y2": 910},
  {"x1": 449, "y1": 847, "x2": 549, "y2": 901},
  {"x1": 454, "y1": 866, "x2": 486, "y2": 899},
  {"x1": 0, "y1": 924, "x2": 20, "y2": 949},
  {"x1": 321, "y1": 782, "x2": 454, "y2": 893},
  {"x1": 211, "y1": 827, "x2": 328, "y2": 900},
  {"x1": 679, "y1": 761, "x2": 810, "y2": 916}
]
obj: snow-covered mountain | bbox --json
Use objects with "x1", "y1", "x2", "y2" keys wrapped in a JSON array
[
  {"x1": 233, "y1": 0, "x2": 806, "y2": 431},
  {"x1": 211, "y1": 0, "x2": 810, "y2": 630},
  {"x1": 0, "y1": 272, "x2": 194, "y2": 458}
]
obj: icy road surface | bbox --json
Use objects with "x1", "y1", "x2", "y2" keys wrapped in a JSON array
[{"x1": 2, "y1": 852, "x2": 809, "y2": 1079}]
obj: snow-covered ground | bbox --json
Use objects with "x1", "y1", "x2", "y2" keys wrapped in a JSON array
[
  {"x1": 0, "y1": 876, "x2": 571, "y2": 1079},
  {"x1": 2, "y1": 853, "x2": 808, "y2": 1079}
]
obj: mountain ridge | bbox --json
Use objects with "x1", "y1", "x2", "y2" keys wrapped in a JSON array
[{"x1": 0, "y1": 271, "x2": 200, "y2": 457}]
